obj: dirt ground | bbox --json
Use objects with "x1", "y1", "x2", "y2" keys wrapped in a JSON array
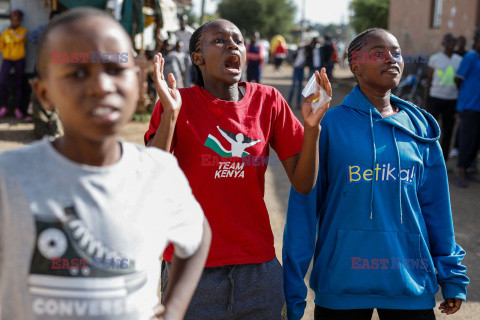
[{"x1": 0, "y1": 64, "x2": 478, "y2": 320}]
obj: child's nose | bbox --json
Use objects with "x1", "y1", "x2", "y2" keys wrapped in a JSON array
[{"x1": 88, "y1": 72, "x2": 115, "y2": 96}]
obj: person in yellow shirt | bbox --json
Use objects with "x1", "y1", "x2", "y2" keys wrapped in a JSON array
[{"x1": 0, "y1": 10, "x2": 27, "y2": 118}]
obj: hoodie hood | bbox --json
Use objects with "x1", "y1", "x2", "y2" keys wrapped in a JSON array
[{"x1": 341, "y1": 85, "x2": 440, "y2": 143}]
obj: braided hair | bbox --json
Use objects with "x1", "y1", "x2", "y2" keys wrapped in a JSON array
[
  {"x1": 188, "y1": 20, "x2": 217, "y2": 87},
  {"x1": 347, "y1": 28, "x2": 390, "y2": 64}
]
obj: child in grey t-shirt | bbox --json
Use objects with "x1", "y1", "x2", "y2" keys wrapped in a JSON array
[{"x1": 0, "y1": 8, "x2": 211, "y2": 320}]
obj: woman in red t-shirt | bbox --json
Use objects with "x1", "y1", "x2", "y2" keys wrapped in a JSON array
[{"x1": 145, "y1": 19, "x2": 331, "y2": 319}]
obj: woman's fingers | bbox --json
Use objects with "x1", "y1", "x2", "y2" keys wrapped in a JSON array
[
  {"x1": 439, "y1": 298, "x2": 462, "y2": 314},
  {"x1": 154, "y1": 54, "x2": 165, "y2": 87},
  {"x1": 168, "y1": 73, "x2": 176, "y2": 91},
  {"x1": 317, "y1": 68, "x2": 332, "y2": 97},
  {"x1": 159, "y1": 53, "x2": 165, "y2": 78},
  {"x1": 151, "y1": 303, "x2": 165, "y2": 319}
]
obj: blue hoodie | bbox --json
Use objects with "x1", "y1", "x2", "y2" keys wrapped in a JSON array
[{"x1": 283, "y1": 86, "x2": 469, "y2": 319}]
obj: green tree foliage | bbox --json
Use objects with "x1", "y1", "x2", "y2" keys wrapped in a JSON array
[
  {"x1": 217, "y1": 0, "x2": 296, "y2": 39},
  {"x1": 349, "y1": 0, "x2": 389, "y2": 34}
]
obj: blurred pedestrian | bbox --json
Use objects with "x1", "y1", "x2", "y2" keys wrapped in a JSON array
[
  {"x1": 288, "y1": 44, "x2": 306, "y2": 109},
  {"x1": 0, "y1": 10, "x2": 27, "y2": 119},
  {"x1": 455, "y1": 36, "x2": 467, "y2": 57},
  {"x1": 175, "y1": 15, "x2": 194, "y2": 86},
  {"x1": 271, "y1": 34, "x2": 287, "y2": 71},
  {"x1": 258, "y1": 37, "x2": 270, "y2": 65},
  {"x1": 424, "y1": 33, "x2": 462, "y2": 162},
  {"x1": 246, "y1": 31, "x2": 264, "y2": 83},
  {"x1": 306, "y1": 37, "x2": 321, "y2": 77},
  {"x1": 323, "y1": 35, "x2": 335, "y2": 81},
  {"x1": 454, "y1": 29, "x2": 480, "y2": 187},
  {"x1": 175, "y1": 40, "x2": 188, "y2": 85},
  {"x1": 160, "y1": 38, "x2": 184, "y2": 88},
  {"x1": 450, "y1": 35, "x2": 468, "y2": 159}
]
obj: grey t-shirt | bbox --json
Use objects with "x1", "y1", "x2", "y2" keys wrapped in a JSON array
[{"x1": 0, "y1": 138, "x2": 204, "y2": 320}]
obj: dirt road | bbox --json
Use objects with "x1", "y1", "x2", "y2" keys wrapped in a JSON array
[{"x1": 0, "y1": 64, "x2": 478, "y2": 320}]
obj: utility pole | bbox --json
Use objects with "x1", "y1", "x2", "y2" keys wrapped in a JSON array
[
  {"x1": 200, "y1": 0, "x2": 206, "y2": 25},
  {"x1": 301, "y1": 0, "x2": 306, "y2": 42}
]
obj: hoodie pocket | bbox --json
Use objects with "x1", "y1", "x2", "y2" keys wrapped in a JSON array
[{"x1": 326, "y1": 229, "x2": 431, "y2": 296}]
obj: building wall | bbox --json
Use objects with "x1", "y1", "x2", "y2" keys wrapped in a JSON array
[{"x1": 389, "y1": 0, "x2": 479, "y2": 56}]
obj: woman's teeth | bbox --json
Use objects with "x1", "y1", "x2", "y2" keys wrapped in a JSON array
[{"x1": 92, "y1": 107, "x2": 114, "y2": 116}]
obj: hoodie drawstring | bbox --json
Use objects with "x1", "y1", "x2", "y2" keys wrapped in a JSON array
[
  {"x1": 392, "y1": 127, "x2": 403, "y2": 224},
  {"x1": 369, "y1": 109, "x2": 376, "y2": 220}
]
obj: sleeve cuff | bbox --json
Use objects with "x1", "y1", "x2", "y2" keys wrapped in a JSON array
[
  {"x1": 287, "y1": 302, "x2": 306, "y2": 320},
  {"x1": 441, "y1": 282, "x2": 467, "y2": 301}
]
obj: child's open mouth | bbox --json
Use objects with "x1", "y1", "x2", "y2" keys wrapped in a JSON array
[
  {"x1": 90, "y1": 105, "x2": 121, "y2": 123},
  {"x1": 224, "y1": 55, "x2": 241, "y2": 73}
]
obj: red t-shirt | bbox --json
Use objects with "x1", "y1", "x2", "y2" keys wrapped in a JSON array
[{"x1": 145, "y1": 82, "x2": 304, "y2": 267}]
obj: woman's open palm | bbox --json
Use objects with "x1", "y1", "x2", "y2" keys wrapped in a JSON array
[{"x1": 154, "y1": 53, "x2": 182, "y2": 113}]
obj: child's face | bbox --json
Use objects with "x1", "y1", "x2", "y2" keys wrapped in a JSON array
[
  {"x1": 351, "y1": 31, "x2": 404, "y2": 91},
  {"x1": 10, "y1": 15, "x2": 21, "y2": 28},
  {"x1": 442, "y1": 36, "x2": 457, "y2": 52},
  {"x1": 33, "y1": 16, "x2": 140, "y2": 143},
  {"x1": 193, "y1": 20, "x2": 246, "y2": 85}
]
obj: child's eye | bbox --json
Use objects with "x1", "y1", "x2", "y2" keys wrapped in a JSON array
[
  {"x1": 214, "y1": 38, "x2": 225, "y2": 44},
  {"x1": 235, "y1": 39, "x2": 243, "y2": 45},
  {"x1": 69, "y1": 69, "x2": 87, "y2": 79},
  {"x1": 106, "y1": 66, "x2": 126, "y2": 75},
  {"x1": 391, "y1": 51, "x2": 401, "y2": 58}
]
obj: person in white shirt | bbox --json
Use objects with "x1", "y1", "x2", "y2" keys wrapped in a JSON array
[
  {"x1": 424, "y1": 33, "x2": 463, "y2": 161},
  {"x1": 174, "y1": 15, "x2": 195, "y2": 87}
]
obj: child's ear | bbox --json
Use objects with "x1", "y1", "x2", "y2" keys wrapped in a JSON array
[
  {"x1": 31, "y1": 77, "x2": 54, "y2": 111},
  {"x1": 350, "y1": 63, "x2": 361, "y2": 77},
  {"x1": 191, "y1": 52, "x2": 204, "y2": 66}
]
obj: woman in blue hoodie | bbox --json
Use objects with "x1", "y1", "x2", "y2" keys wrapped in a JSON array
[{"x1": 283, "y1": 28, "x2": 469, "y2": 320}]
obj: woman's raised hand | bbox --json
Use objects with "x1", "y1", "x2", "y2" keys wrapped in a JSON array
[
  {"x1": 154, "y1": 53, "x2": 182, "y2": 114},
  {"x1": 301, "y1": 68, "x2": 332, "y2": 129}
]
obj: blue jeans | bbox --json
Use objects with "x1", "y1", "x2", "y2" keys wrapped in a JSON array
[{"x1": 288, "y1": 66, "x2": 304, "y2": 108}]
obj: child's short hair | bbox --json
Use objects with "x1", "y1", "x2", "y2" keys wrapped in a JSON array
[
  {"x1": 36, "y1": 7, "x2": 126, "y2": 78},
  {"x1": 10, "y1": 9, "x2": 23, "y2": 19}
]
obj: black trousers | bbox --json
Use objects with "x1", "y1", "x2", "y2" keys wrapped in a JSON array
[
  {"x1": 314, "y1": 306, "x2": 435, "y2": 320},
  {"x1": 457, "y1": 110, "x2": 480, "y2": 169},
  {"x1": 427, "y1": 97, "x2": 457, "y2": 160}
]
